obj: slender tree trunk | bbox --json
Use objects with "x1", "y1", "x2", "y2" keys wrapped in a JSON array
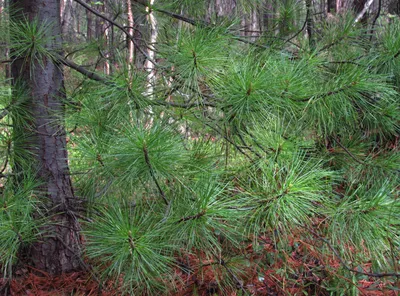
[
  {"x1": 10, "y1": 0, "x2": 81, "y2": 275},
  {"x1": 336, "y1": 0, "x2": 344, "y2": 13},
  {"x1": 127, "y1": 0, "x2": 134, "y2": 71},
  {"x1": 353, "y1": 0, "x2": 370, "y2": 24},
  {"x1": 305, "y1": 0, "x2": 315, "y2": 49},
  {"x1": 61, "y1": 0, "x2": 74, "y2": 41},
  {"x1": 144, "y1": 0, "x2": 157, "y2": 97},
  {"x1": 1, "y1": 0, "x2": 10, "y2": 79},
  {"x1": 86, "y1": 0, "x2": 94, "y2": 39}
]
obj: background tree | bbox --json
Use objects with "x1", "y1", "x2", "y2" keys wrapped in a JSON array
[{"x1": 7, "y1": 0, "x2": 80, "y2": 275}]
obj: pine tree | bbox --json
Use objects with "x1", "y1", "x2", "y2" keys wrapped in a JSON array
[{"x1": 0, "y1": 0, "x2": 399, "y2": 294}]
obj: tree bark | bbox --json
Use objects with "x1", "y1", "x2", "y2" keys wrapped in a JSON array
[{"x1": 10, "y1": 0, "x2": 81, "y2": 275}]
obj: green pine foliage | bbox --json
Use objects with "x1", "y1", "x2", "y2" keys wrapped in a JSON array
[
  {"x1": 0, "y1": 1, "x2": 399, "y2": 294},
  {"x1": 0, "y1": 176, "x2": 42, "y2": 278}
]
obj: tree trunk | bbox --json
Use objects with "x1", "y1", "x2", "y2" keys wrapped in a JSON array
[
  {"x1": 10, "y1": 0, "x2": 81, "y2": 275},
  {"x1": 305, "y1": 0, "x2": 315, "y2": 49},
  {"x1": 327, "y1": 0, "x2": 336, "y2": 13},
  {"x1": 86, "y1": 0, "x2": 94, "y2": 39},
  {"x1": 127, "y1": 0, "x2": 134, "y2": 70},
  {"x1": 61, "y1": 0, "x2": 74, "y2": 41}
]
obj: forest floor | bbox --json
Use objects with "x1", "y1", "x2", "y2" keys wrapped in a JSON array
[{"x1": 2, "y1": 239, "x2": 398, "y2": 296}]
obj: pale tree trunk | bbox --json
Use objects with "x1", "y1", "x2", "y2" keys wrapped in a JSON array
[
  {"x1": 238, "y1": 6, "x2": 261, "y2": 41},
  {"x1": 61, "y1": 0, "x2": 74, "y2": 41},
  {"x1": 354, "y1": 0, "x2": 371, "y2": 23},
  {"x1": 336, "y1": 0, "x2": 343, "y2": 13},
  {"x1": 142, "y1": 0, "x2": 157, "y2": 127},
  {"x1": 104, "y1": 26, "x2": 111, "y2": 75},
  {"x1": 207, "y1": 0, "x2": 236, "y2": 22},
  {"x1": 144, "y1": 0, "x2": 157, "y2": 98},
  {"x1": 102, "y1": 2, "x2": 113, "y2": 75},
  {"x1": 10, "y1": 0, "x2": 81, "y2": 274},
  {"x1": 215, "y1": 0, "x2": 236, "y2": 18},
  {"x1": 249, "y1": 8, "x2": 261, "y2": 42},
  {"x1": 127, "y1": 0, "x2": 134, "y2": 74}
]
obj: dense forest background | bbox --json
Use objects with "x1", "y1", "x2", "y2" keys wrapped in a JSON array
[{"x1": 0, "y1": 0, "x2": 399, "y2": 295}]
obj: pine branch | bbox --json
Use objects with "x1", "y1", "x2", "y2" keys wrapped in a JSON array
[
  {"x1": 176, "y1": 210, "x2": 206, "y2": 223},
  {"x1": 296, "y1": 82, "x2": 357, "y2": 102},
  {"x1": 332, "y1": 137, "x2": 365, "y2": 165},
  {"x1": 152, "y1": 100, "x2": 216, "y2": 108},
  {"x1": 285, "y1": 3, "x2": 309, "y2": 43},
  {"x1": 218, "y1": 258, "x2": 247, "y2": 293},
  {"x1": 235, "y1": 128, "x2": 262, "y2": 159},
  {"x1": 142, "y1": 143, "x2": 168, "y2": 205},
  {"x1": 193, "y1": 114, "x2": 253, "y2": 161},
  {"x1": 55, "y1": 53, "x2": 112, "y2": 85},
  {"x1": 333, "y1": 137, "x2": 400, "y2": 173},
  {"x1": 306, "y1": 226, "x2": 400, "y2": 278},
  {"x1": 56, "y1": 54, "x2": 217, "y2": 109}
]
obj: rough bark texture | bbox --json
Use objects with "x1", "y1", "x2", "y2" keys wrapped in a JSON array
[{"x1": 10, "y1": 0, "x2": 81, "y2": 275}]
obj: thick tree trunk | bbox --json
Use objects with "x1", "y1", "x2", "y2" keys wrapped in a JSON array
[{"x1": 10, "y1": 0, "x2": 81, "y2": 274}]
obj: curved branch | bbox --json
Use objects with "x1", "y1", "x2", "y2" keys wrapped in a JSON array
[{"x1": 285, "y1": 5, "x2": 309, "y2": 43}]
